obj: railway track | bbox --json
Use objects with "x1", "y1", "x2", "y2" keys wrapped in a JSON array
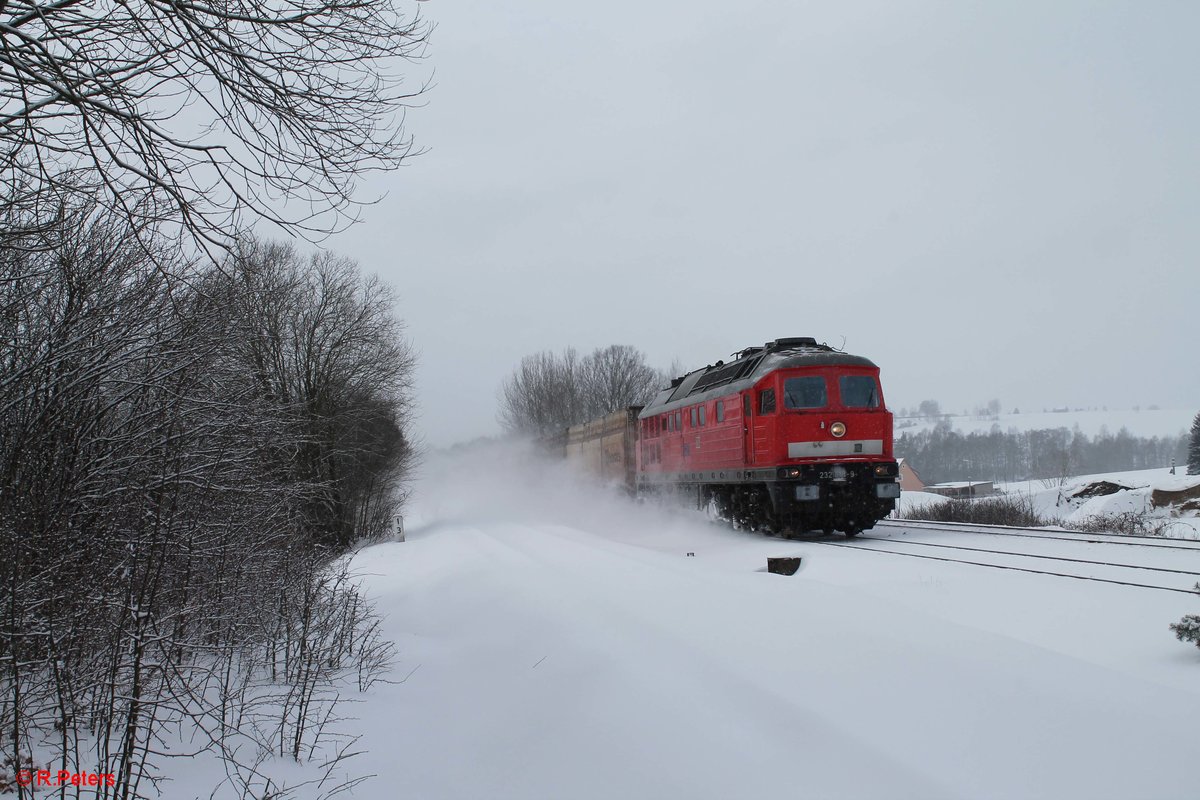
[
  {"x1": 877, "y1": 518, "x2": 1200, "y2": 552},
  {"x1": 811, "y1": 521, "x2": 1200, "y2": 595}
]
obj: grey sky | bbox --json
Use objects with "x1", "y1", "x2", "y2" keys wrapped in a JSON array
[{"x1": 326, "y1": 1, "x2": 1199, "y2": 447}]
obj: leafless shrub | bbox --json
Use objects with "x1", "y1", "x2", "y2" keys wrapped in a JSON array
[
  {"x1": 1061, "y1": 513, "x2": 1181, "y2": 538},
  {"x1": 901, "y1": 495, "x2": 1050, "y2": 527}
]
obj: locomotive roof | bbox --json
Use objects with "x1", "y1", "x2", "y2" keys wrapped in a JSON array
[{"x1": 639, "y1": 337, "x2": 877, "y2": 418}]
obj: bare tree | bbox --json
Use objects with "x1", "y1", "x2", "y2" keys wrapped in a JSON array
[
  {"x1": 499, "y1": 345, "x2": 663, "y2": 438},
  {"x1": 1, "y1": 0, "x2": 430, "y2": 246},
  {"x1": 580, "y1": 344, "x2": 660, "y2": 417},
  {"x1": 498, "y1": 348, "x2": 586, "y2": 439},
  {"x1": 218, "y1": 237, "x2": 418, "y2": 548}
]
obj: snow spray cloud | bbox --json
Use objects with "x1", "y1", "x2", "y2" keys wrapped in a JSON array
[{"x1": 403, "y1": 439, "x2": 710, "y2": 543}]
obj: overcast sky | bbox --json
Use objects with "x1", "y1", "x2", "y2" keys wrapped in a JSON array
[{"x1": 324, "y1": 1, "x2": 1199, "y2": 447}]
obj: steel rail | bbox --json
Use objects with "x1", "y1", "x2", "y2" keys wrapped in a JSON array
[
  {"x1": 879, "y1": 519, "x2": 1200, "y2": 553},
  {"x1": 853, "y1": 535, "x2": 1200, "y2": 578},
  {"x1": 814, "y1": 540, "x2": 1200, "y2": 595}
]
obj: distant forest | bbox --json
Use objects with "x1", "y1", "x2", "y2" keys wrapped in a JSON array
[{"x1": 895, "y1": 423, "x2": 1188, "y2": 485}]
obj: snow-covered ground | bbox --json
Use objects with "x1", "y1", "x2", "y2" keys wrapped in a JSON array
[
  {"x1": 285, "y1": 443, "x2": 1200, "y2": 800},
  {"x1": 895, "y1": 406, "x2": 1194, "y2": 439},
  {"x1": 998, "y1": 467, "x2": 1200, "y2": 540}
]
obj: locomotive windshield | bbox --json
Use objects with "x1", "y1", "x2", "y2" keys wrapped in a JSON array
[
  {"x1": 839, "y1": 375, "x2": 880, "y2": 408},
  {"x1": 783, "y1": 377, "x2": 827, "y2": 409}
]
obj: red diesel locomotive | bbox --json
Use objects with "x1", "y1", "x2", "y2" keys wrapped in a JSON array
[{"x1": 635, "y1": 337, "x2": 899, "y2": 536}]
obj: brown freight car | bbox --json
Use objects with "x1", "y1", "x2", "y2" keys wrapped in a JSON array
[{"x1": 564, "y1": 406, "x2": 642, "y2": 493}]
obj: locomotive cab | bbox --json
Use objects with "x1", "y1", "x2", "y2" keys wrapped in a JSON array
[{"x1": 746, "y1": 364, "x2": 899, "y2": 533}]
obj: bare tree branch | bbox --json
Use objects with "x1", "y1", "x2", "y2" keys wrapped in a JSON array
[{"x1": 1, "y1": 0, "x2": 431, "y2": 247}]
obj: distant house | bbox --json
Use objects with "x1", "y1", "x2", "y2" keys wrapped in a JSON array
[
  {"x1": 924, "y1": 481, "x2": 994, "y2": 499},
  {"x1": 898, "y1": 458, "x2": 925, "y2": 492}
]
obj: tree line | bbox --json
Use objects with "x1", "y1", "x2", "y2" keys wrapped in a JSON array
[
  {"x1": 1, "y1": 196, "x2": 415, "y2": 798},
  {"x1": 3, "y1": 0, "x2": 426, "y2": 794},
  {"x1": 896, "y1": 423, "x2": 1188, "y2": 485}
]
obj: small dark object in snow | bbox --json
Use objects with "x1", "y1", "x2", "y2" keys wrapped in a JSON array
[
  {"x1": 686, "y1": 552, "x2": 695, "y2": 557},
  {"x1": 767, "y1": 557, "x2": 802, "y2": 575}
]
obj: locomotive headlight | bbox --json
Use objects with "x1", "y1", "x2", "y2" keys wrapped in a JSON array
[{"x1": 830, "y1": 421, "x2": 846, "y2": 438}]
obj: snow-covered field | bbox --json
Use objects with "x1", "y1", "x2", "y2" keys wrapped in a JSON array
[
  {"x1": 895, "y1": 406, "x2": 1193, "y2": 439},
  {"x1": 294, "y1": 443, "x2": 1200, "y2": 800}
]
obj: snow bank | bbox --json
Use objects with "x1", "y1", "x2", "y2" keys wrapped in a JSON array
[{"x1": 995, "y1": 467, "x2": 1200, "y2": 539}]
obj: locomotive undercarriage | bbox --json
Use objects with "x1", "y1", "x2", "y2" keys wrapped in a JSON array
[
  {"x1": 642, "y1": 475, "x2": 895, "y2": 537},
  {"x1": 705, "y1": 484, "x2": 893, "y2": 537},
  {"x1": 639, "y1": 462, "x2": 899, "y2": 537}
]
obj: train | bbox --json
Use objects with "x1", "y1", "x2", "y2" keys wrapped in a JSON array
[{"x1": 563, "y1": 337, "x2": 900, "y2": 536}]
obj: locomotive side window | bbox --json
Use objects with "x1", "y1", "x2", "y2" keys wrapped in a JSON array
[
  {"x1": 759, "y1": 389, "x2": 776, "y2": 415},
  {"x1": 784, "y1": 377, "x2": 827, "y2": 409},
  {"x1": 689, "y1": 407, "x2": 697, "y2": 427},
  {"x1": 716, "y1": 401, "x2": 724, "y2": 423},
  {"x1": 839, "y1": 375, "x2": 880, "y2": 408},
  {"x1": 699, "y1": 405, "x2": 706, "y2": 426}
]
